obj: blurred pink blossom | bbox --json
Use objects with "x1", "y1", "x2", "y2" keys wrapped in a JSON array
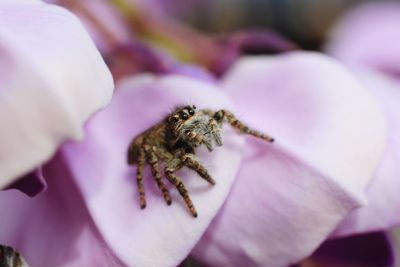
[{"x1": 326, "y1": 1, "x2": 400, "y2": 78}]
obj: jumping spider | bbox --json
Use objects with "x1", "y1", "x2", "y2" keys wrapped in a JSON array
[{"x1": 127, "y1": 105, "x2": 274, "y2": 217}]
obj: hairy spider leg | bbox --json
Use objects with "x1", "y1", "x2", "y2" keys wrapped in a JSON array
[
  {"x1": 164, "y1": 164, "x2": 198, "y2": 217},
  {"x1": 136, "y1": 148, "x2": 146, "y2": 209},
  {"x1": 0, "y1": 245, "x2": 23, "y2": 267},
  {"x1": 144, "y1": 145, "x2": 172, "y2": 205},
  {"x1": 214, "y1": 109, "x2": 274, "y2": 142},
  {"x1": 207, "y1": 118, "x2": 223, "y2": 146},
  {"x1": 182, "y1": 154, "x2": 216, "y2": 185}
]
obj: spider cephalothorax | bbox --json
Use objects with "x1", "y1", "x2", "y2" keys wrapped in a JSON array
[
  {"x1": 166, "y1": 105, "x2": 222, "y2": 152},
  {"x1": 127, "y1": 105, "x2": 274, "y2": 217}
]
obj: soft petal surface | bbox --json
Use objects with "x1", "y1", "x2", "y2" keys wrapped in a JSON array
[
  {"x1": 332, "y1": 69, "x2": 400, "y2": 237},
  {"x1": 62, "y1": 75, "x2": 244, "y2": 267},
  {"x1": 48, "y1": 0, "x2": 132, "y2": 53},
  {"x1": 192, "y1": 53, "x2": 387, "y2": 267},
  {"x1": 0, "y1": 3, "x2": 113, "y2": 189},
  {"x1": 0, "y1": 155, "x2": 123, "y2": 267},
  {"x1": 326, "y1": 1, "x2": 400, "y2": 77}
]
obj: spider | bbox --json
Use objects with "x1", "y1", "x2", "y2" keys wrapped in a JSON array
[{"x1": 127, "y1": 105, "x2": 274, "y2": 217}]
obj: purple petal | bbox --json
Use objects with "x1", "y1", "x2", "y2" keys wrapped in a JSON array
[
  {"x1": 211, "y1": 31, "x2": 297, "y2": 77},
  {"x1": 169, "y1": 63, "x2": 216, "y2": 83},
  {"x1": 105, "y1": 43, "x2": 170, "y2": 79},
  {"x1": 332, "y1": 69, "x2": 400, "y2": 237},
  {"x1": 192, "y1": 53, "x2": 387, "y2": 266},
  {"x1": 49, "y1": 0, "x2": 132, "y2": 54},
  {"x1": 0, "y1": 155, "x2": 123, "y2": 267},
  {"x1": 105, "y1": 42, "x2": 216, "y2": 82},
  {"x1": 326, "y1": 1, "x2": 400, "y2": 78},
  {"x1": 0, "y1": 3, "x2": 113, "y2": 189},
  {"x1": 193, "y1": 143, "x2": 364, "y2": 267},
  {"x1": 136, "y1": 0, "x2": 213, "y2": 17},
  {"x1": 309, "y1": 232, "x2": 394, "y2": 267},
  {"x1": 223, "y1": 53, "x2": 386, "y2": 200},
  {"x1": 62, "y1": 75, "x2": 244, "y2": 267},
  {"x1": 6, "y1": 168, "x2": 46, "y2": 197}
]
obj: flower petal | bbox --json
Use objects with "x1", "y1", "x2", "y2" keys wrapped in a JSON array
[
  {"x1": 48, "y1": 0, "x2": 132, "y2": 54},
  {"x1": 192, "y1": 53, "x2": 386, "y2": 267},
  {"x1": 325, "y1": 1, "x2": 400, "y2": 77},
  {"x1": 211, "y1": 30, "x2": 297, "y2": 77},
  {"x1": 0, "y1": 155, "x2": 123, "y2": 267},
  {"x1": 62, "y1": 75, "x2": 244, "y2": 267},
  {"x1": 193, "y1": 142, "x2": 364, "y2": 267},
  {"x1": 332, "y1": 70, "x2": 400, "y2": 237},
  {"x1": 223, "y1": 52, "x2": 386, "y2": 201},
  {"x1": 0, "y1": 3, "x2": 113, "y2": 189}
]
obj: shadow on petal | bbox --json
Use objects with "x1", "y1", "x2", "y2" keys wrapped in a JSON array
[
  {"x1": 307, "y1": 232, "x2": 394, "y2": 267},
  {"x1": 193, "y1": 140, "x2": 362, "y2": 267},
  {"x1": 5, "y1": 168, "x2": 46, "y2": 197},
  {"x1": 0, "y1": 154, "x2": 124, "y2": 267}
]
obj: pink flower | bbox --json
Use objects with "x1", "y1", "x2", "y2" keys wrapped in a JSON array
[
  {"x1": 0, "y1": 1, "x2": 113, "y2": 192},
  {"x1": 325, "y1": 1, "x2": 400, "y2": 237},
  {"x1": 8, "y1": 52, "x2": 380, "y2": 267},
  {"x1": 0, "y1": 1, "x2": 114, "y2": 265},
  {"x1": 0, "y1": 3, "x2": 389, "y2": 266},
  {"x1": 189, "y1": 54, "x2": 386, "y2": 267},
  {"x1": 326, "y1": 1, "x2": 400, "y2": 78}
]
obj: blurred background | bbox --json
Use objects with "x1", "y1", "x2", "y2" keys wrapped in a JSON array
[{"x1": 139, "y1": 0, "x2": 370, "y2": 50}]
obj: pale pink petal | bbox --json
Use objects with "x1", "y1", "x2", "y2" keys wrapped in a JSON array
[
  {"x1": 75, "y1": 0, "x2": 132, "y2": 53},
  {"x1": 0, "y1": 1, "x2": 41, "y2": 4},
  {"x1": 223, "y1": 53, "x2": 386, "y2": 201},
  {"x1": 0, "y1": 155, "x2": 124, "y2": 267},
  {"x1": 193, "y1": 142, "x2": 361, "y2": 267},
  {"x1": 62, "y1": 75, "x2": 244, "y2": 267},
  {"x1": 0, "y1": 3, "x2": 113, "y2": 189},
  {"x1": 325, "y1": 1, "x2": 400, "y2": 77},
  {"x1": 48, "y1": 0, "x2": 133, "y2": 53},
  {"x1": 325, "y1": 0, "x2": 400, "y2": 236},
  {"x1": 192, "y1": 53, "x2": 386, "y2": 266},
  {"x1": 333, "y1": 69, "x2": 400, "y2": 237}
]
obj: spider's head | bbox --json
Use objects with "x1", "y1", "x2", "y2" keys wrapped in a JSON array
[
  {"x1": 167, "y1": 105, "x2": 196, "y2": 126},
  {"x1": 166, "y1": 105, "x2": 198, "y2": 138},
  {"x1": 167, "y1": 105, "x2": 218, "y2": 150}
]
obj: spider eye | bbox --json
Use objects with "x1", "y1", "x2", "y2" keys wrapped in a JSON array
[
  {"x1": 181, "y1": 113, "x2": 189, "y2": 120},
  {"x1": 188, "y1": 109, "x2": 195, "y2": 115}
]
